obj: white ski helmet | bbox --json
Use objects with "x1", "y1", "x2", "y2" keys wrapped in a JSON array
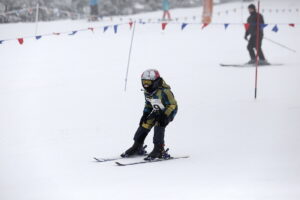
[
  {"x1": 141, "y1": 69, "x2": 161, "y2": 92},
  {"x1": 141, "y1": 69, "x2": 160, "y2": 81}
]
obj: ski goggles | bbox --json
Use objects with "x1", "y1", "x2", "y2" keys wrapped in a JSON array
[{"x1": 142, "y1": 79, "x2": 153, "y2": 87}]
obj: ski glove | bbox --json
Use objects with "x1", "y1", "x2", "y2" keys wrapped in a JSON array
[{"x1": 157, "y1": 113, "x2": 169, "y2": 127}]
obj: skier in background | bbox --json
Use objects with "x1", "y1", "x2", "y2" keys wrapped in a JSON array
[
  {"x1": 121, "y1": 69, "x2": 178, "y2": 161},
  {"x1": 89, "y1": 0, "x2": 99, "y2": 21},
  {"x1": 245, "y1": 4, "x2": 268, "y2": 65},
  {"x1": 162, "y1": 0, "x2": 171, "y2": 21}
]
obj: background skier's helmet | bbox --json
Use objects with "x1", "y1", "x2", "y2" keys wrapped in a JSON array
[
  {"x1": 248, "y1": 4, "x2": 256, "y2": 12},
  {"x1": 141, "y1": 69, "x2": 161, "y2": 93}
]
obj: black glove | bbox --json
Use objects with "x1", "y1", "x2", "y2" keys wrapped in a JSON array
[
  {"x1": 146, "y1": 109, "x2": 161, "y2": 121},
  {"x1": 139, "y1": 113, "x2": 149, "y2": 126},
  {"x1": 244, "y1": 35, "x2": 248, "y2": 41},
  {"x1": 157, "y1": 113, "x2": 170, "y2": 127}
]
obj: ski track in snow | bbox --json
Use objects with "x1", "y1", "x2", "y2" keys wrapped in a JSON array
[{"x1": 0, "y1": 0, "x2": 300, "y2": 200}]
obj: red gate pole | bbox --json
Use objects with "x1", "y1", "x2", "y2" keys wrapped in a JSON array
[{"x1": 254, "y1": 0, "x2": 260, "y2": 99}]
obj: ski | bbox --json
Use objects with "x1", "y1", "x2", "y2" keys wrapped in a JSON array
[
  {"x1": 220, "y1": 63, "x2": 283, "y2": 67},
  {"x1": 94, "y1": 145, "x2": 148, "y2": 163},
  {"x1": 115, "y1": 156, "x2": 189, "y2": 166},
  {"x1": 94, "y1": 154, "x2": 149, "y2": 163},
  {"x1": 94, "y1": 157, "x2": 124, "y2": 162}
]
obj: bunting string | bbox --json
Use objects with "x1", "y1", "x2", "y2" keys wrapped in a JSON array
[{"x1": 0, "y1": 21, "x2": 298, "y2": 46}]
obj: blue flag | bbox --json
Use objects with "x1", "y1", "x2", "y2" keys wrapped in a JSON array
[
  {"x1": 69, "y1": 31, "x2": 78, "y2": 36},
  {"x1": 224, "y1": 23, "x2": 229, "y2": 30},
  {"x1": 114, "y1": 25, "x2": 118, "y2": 34},
  {"x1": 260, "y1": 24, "x2": 268, "y2": 29},
  {"x1": 181, "y1": 23, "x2": 188, "y2": 30},
  {"x1": 272, "y1": 25, "x2": 279, "y2": 33},
  {"x1": 0, "y1": 40, "x2": 3, "y2": 44},
  {"x1": 103, "y1": 26, "x2": 109, "y2": 33},
  {"x1": 35, "y1": 35, "x2": 42, "y2": 40}
]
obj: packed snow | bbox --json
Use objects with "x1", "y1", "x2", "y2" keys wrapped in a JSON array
[{"x1": 0, "y1": 0, "x2": 300, "y2": 200}]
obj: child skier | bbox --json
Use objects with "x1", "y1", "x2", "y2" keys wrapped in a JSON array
[{"x1": 121, "y1": 69, "x2": 178, "y2": 160}]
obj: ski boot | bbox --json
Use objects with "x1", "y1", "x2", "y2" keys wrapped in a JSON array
[
  {"x1": 258, "y1": 59, "x2": 270, "y2": 66},
  {"x1": 247, "y1": 59, "x2": 256, "y2": 65},
  {"x1": 144, "y1": 144, "x2": 171, "y2": 161},
  {"x1": 121, "y1": 142, "x2": 147, "y2": 158}
]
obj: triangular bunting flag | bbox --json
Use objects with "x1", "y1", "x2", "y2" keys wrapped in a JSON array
[
  {"x1": 69, "y1": 31, "x2": 78, "y2": 36},
  {"x1": 260, "y1": 24, "x2": 268, "y2": 29},
  {"x1": 0, "y1": 40, "x2": 4, "y2": 44},
  {"x1": 35, "y1": 35, "x2": 42, "y2": 40},
  {"x1": 272, "y1": 25, "x2": 279, "y2": 33},
  {"x1": 181, "y1": 23, "x2": 188, "y2": 30},
  {"x1": 129, "y1": 22, "x2": 133, "y2": 29},
  {"x1": 289, "y1": 23, "x2": 295, "y2": 27},
  {"x1": 162, "y1": 23, "x2": 168, "y2": 31},
  {"x1": 88, "y1": 27, "x2": 94, "y2": 32},
  {"x1": 114, "y1": 25, "x2": 118, "y2": 34},
  {"x1": 202, "y1": 23, "x2": 209, "y2": 29},
  {"x1": 18, "y1": 38, "x2": 24, "y2": 45},
  {"x1": 53, "y1": 32, "x2": 60, "y2": 35},
  {"x1": 103, "y1": 26, "x2": 109, "y2": 33},
  {"x1": 224, "y1": 23, "x2": 229, "y2": 30},
  {"x1": 244, "y1": 23, "x2": 250, "y2": 31}
]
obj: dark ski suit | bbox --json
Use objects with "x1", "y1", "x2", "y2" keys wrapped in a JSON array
[
  {"x1": 245, "y1": 11, "x2": 266, "y2": 61},
  {"x1": 133, "y1": 79, "x2": 178, "y2": 146}
]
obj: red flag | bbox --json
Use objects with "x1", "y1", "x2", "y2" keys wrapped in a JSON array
[
  {"x1": 129, "y1": 22, "x2": 133, "y2": 29},
  {"x1": 53, "y1": 32, "x2": 60, "y2": 35},
  {"x1": 88, "y1": 27, "x2": 94, "y2": 32},
  {"x1": 244, "y1": 23, "x2": 250, "y2": 31},
  {"x1": 162, "y1": 23, "x2": 168, "y2": 31},
  {"x1": 202, "y1": 23, "x2": 209, "y2": 29},
  {"x1": 289, "y1": 23, "x2": 295, "y2": 27},
  {"x1": 17, "y1": 38, "x2": 24, "y2": 45}
]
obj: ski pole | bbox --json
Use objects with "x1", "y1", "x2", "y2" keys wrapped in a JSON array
[
  {"x1": 124, "y1": 21, "x2": 137, "y2": 92},
  {"x1": 264, "y1": 37, "x2": 296, "y2": 53},
  {"x1": 254, "y1": 0, "x2": 260, "y2": 100},
  {"x1": 34, "y1": 3, "x2": 39, "y2": 35}
]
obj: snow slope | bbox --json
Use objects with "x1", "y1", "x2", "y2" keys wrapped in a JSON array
[{"x1": 0, "y1": 0, "x2": 300, "y2": 200}]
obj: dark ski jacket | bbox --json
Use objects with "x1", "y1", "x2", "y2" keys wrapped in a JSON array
[
  {"x1": 245, "y1": 12, "x2": 265, "y2": 38},
  {"x1": 143, "y1": 79, "x2": 178, "y2": 120}
]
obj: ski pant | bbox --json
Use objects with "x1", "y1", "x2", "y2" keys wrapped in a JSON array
[
  {"x1": 133, "y1": 126, "x2": 165, "y2": 146},
  {"x1": 133, "y1": 112, "x2": 176, "y2": 145},
  {"x1": 247, "y1": 35, "x2": 266, "y2": 60},
  {"x1": 90, "y1": 5, "x2": 99, "y2": 16},
  {"x1": 162, "y1": 11, "x2": 171, "y2": 20}
]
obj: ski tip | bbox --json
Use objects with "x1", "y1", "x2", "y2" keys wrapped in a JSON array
[
  {"x1": 115, "y1": 162, "x2": 125, "y2": 166},
  {"x1": 175, "y1": 155, "x2": 190, "y2": 159},
  {"x1": 94, "y1": 157, "x2": 104, "y2": 162}
]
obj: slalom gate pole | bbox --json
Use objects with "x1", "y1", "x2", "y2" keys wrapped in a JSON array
[
  {"x1": 254, "y1": 0, "x2": 260, "y2": 100},
  {"x1": 264, "y1": 37, "x2": 296, "y2": 53},
  {"x1": 124, "y1": 21, "x2": 136, "y2": 92},
  {"x1": 34, "y1": 3, "x2": 39, "y2": 35}
]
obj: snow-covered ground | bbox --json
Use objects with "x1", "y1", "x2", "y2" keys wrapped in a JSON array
[{"x1": 0, "y1": 0, "x2": 300, "y2": 200}]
